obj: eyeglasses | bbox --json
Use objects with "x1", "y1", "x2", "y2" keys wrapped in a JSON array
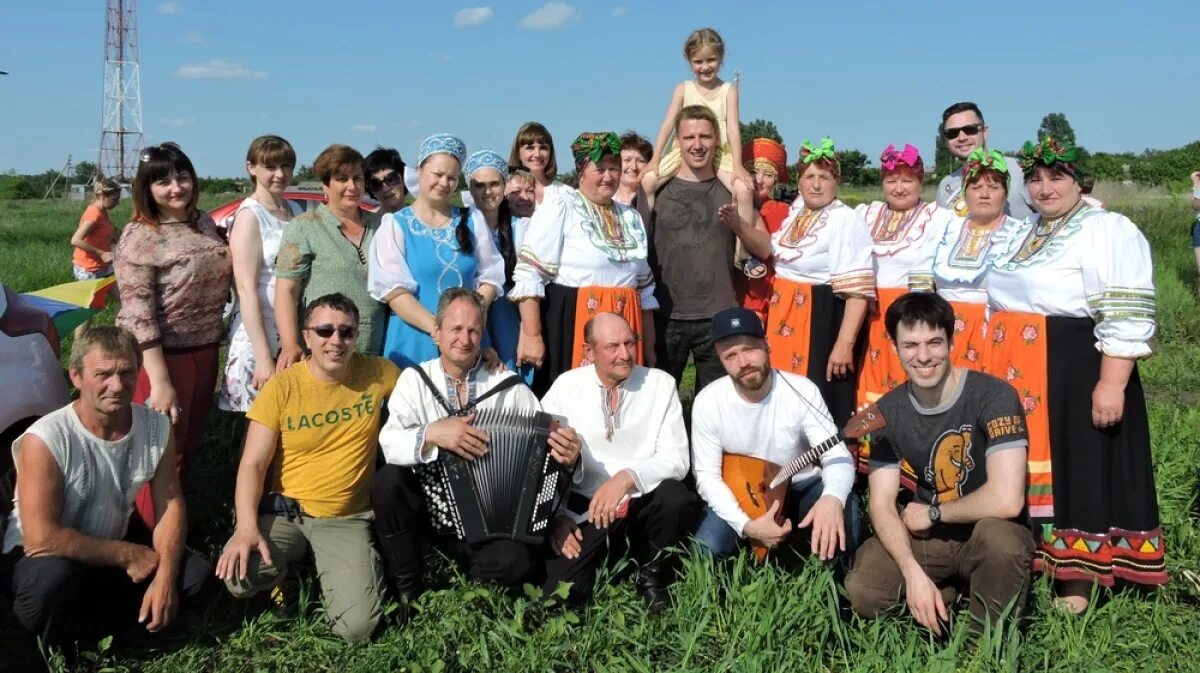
[
  {"x1": 305, "y1": 324, "x2": 358, "y2": 340},
  {"x1": 367, "y1": 171, "x2": 403, "y2": 194},
  {"x1": 140, "y1": 142, "x2": 181, "y2": 163},
  {"x1": 942, "y1": 124, "x2": 983, "y2": 140}
]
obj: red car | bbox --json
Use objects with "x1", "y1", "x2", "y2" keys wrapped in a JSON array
[{"x1": 208, "y1": 190, "x2": 379, "y2": 235}]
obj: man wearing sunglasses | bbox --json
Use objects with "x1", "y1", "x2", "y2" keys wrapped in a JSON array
[
  {"x1": 216, "y1": 293, "x2": 400, "y2": 643},
  {"x1": 936, "y1": 102, "x2": 1032, "y2": 220}
]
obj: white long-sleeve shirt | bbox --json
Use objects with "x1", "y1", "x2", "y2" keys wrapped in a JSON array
[
  {"x1": 771, "y1": 199, "x2": 876, "y2": 299},
  {"x1": 509, "y1": 189, "x2": 658, "y2": 309},
  {"x1": 540, "y1": 364, "x2": 689, "y2": 515},
  {"x1": 378, "y1": 358, "x2": 541, "y2": 466},
  {"x1": 691, "y1": 371, "x2": 854, "y2": 537},
  {"x1": 987, "y1": 205, "x2": 1156, "y2": 359}
]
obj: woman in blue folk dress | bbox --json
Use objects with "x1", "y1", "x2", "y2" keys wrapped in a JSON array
[
  {"x1": 368, "y1": 134, "x2": 505, "y2": 368},
  {"x1": 465, "y1": 150, "x2": 534, "y2": 384}
]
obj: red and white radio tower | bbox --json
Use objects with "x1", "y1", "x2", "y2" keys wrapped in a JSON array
[{"x1": 99, "y1": 0, "x2": 144, "y2": 181}]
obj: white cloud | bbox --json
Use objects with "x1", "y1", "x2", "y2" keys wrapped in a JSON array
[
  {"x1": 155, "y1": 1, "x2": 181, "y2": 14},
  {"x1": 520, "y1": 2, "x2": 579, "y2": 30},
  {"x1": 159, "y1": 117, "x2": 195, "y2": 128},
  {"x1": 182, "y1": 32, "x2": 205, "y2": 44},
  {"x1": 454, "y1": 7, "x2": 493, "y2": 27},
  {"x1": 428, "y1": 52, "x2": 451, "y2": 62},
  {"x1": 393, "y1": 120, "x2": 422, "y2": 129},
  {"x1": 612, "y1": 6, "x2": 628, "y2": 16},
  {"x1": 175, "y1": 59, "x2": 266, "y2": 80},
  {"x1": 351, "y1": 124, "x2": 377, "y2": 132}
]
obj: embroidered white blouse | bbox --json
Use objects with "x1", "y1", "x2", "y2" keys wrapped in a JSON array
[
  {"x1": 987, "y1": 204, "x2": 1156, "y2": 359},
  {"x1": 509, "y1": 189, "x2": 658, "y2": 308},
  {"x1": 854, "y1": 201, "x2": 955, "y2": 289},
  {"x1": 910, "y1": 215, "x2": 1024, "y2": 304},
  {"x1": 771, "y1": 199, "x2": 876, "y2": 299}
]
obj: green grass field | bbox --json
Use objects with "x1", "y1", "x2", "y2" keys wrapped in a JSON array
[{"x1": 1, "y1": 194, "x2": 1198, "y2": 672}]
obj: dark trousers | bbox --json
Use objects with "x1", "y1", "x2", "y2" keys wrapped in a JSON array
[
  {"x1": 372, "y1": 464, "x2": 535, "y2": 589},
  {"x1": 846, "y1": 518, "x2": 1035, "y2": 629},
  {"x1": 542, "y1": 479, "x2": 698, "y2": 604},
  {"x1": 659, "y1": 319, "x2": 726, "y2": 395},
  {"x1": 0, "y1": 521, "x2": 213, "y2": 662}
]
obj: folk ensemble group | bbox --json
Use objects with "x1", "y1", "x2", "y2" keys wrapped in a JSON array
[{"x1": 3, "y1": 26, "x2": 1166, "y2": 663}]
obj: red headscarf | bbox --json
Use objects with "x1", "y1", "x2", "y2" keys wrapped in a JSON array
[{"x1": 742, "y1": 138, "x2": 790, "y2": 185}]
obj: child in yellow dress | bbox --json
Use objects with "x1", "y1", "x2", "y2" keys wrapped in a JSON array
[{"x1": 642, "y1": 28, "x2": 755, "y2": 242}]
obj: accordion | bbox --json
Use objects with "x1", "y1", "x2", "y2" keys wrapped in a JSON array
[{"x1": 414, "y1": 408, "x2": 574, "y2": 545}]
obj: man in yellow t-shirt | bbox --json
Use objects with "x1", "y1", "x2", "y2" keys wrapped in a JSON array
[{"x1": 215, "y1": 293, "x2": 399, "y2": 643}]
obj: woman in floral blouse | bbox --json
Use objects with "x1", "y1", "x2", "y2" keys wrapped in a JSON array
[{"x1": 114, "y1": 142, "x2": 232, "y2": 527}]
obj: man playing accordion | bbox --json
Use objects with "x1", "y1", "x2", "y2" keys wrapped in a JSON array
[{"x1": 375, "y1": 288, "x2": 581, "y2": 610}]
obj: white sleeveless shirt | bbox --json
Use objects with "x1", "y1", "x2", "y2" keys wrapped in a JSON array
[{"x1": 3, "y1": 404, "x2": 170, "y2": 552}]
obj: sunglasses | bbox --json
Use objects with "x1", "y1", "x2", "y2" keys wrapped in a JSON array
[
  {"x1": 367, "y1": 171, "x2": 403, "y2": 194},
  {"x1": 140, "y1": 142, "x2": 182, "y2": 163},
  {"x1": 305, "y1": 324, "x2": 358, "y2": 339},
  {"x1": 942, "y1": 124, "x2": 983, "y2": 140}
]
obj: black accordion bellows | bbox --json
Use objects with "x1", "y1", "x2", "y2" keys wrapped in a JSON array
[{"x1": 414, "y1": 408, "x2": 574, "y2": 545}]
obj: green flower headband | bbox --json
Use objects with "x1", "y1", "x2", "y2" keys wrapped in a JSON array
[
  {"x1": 963, "y1": 148, "x2": 1010, "y2": 186},
  {"x1": 1017, "y1": 137, "x2": 1083, "y2": 181},
  {"x1": 799, "y1": 137, "x2": 837, "y2": 165},
  {"x1": 571, "y1": 132, "x2": 621, "y2": 168}
]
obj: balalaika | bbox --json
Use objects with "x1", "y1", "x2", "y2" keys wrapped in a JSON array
[
  {"x1": 414, "y1": 407, "x2": 575, "y2": 545},
  {"x1": 721, "y1": 402, "x2": 886, "y2": 560}
]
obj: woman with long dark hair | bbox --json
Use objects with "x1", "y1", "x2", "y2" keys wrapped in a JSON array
[{"x1": 368, "y1": 134, "x2": 504, "y2": 368}]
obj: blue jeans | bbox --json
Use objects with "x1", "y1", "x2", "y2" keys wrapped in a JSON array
[{"x1": 693, "y1": 476, "x2": 864, "y2": 560}]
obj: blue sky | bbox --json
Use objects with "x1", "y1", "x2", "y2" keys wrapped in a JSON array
[{"x1": 2, "y1": 1, "x2": 1197, "y2": 177}]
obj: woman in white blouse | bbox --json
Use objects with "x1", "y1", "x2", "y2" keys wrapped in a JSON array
[
  {"x1": 368, "y1": 134, "x2": 504, "y2": 368},
  {"x1": 854, "y1": 144, "x2": 954, "y2": 405},
  {"x1": 988, "y1": 137, "x2": 1164, "y2": 612},
  {"x1": 510, "y1": 131, "x2": 658, "y2": 394},
  {"x1": 909, "y1": 148, "x2": 1022, "y2": 372},
  {"x1": 722, "y1": 137, "x2": 874, "y2": 435}
]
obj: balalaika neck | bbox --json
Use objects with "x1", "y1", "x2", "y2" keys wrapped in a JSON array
[{"x1": 768, "y1": 431, "x2": 845, "y2": 489}]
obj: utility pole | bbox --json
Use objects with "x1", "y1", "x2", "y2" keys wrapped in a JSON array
[{"x1": 99, "y1": 0, "x2": 144, "y2": 181}]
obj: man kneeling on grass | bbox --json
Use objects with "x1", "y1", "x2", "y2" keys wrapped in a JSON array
[
  {"x1": 373, "y1": 288, "x2": 582, "y2": 605},
  {"x1": 846, "y1": 293, "x2": 1034, "y2": 635},
  {"x1": 216, "y1": 293, "x2": 400, "y2": 643},
  {"x1": 1, "y1": 326, "x2": 213, "y2": 666}
]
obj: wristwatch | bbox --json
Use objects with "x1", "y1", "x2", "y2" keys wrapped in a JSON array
[{"x1": 927, "y1": 504, "x2": 942, "y2": 524}]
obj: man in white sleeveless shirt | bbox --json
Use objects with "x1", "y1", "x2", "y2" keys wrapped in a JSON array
[{"x1": 0, "y1": 327, "x2": 212, "y2": 666}]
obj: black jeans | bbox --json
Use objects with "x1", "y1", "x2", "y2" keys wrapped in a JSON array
[
  {"x1": 372, "y1": 464, "x2": 536, "y2": 589},
  {"x1": 0, "y1": 519, "x2": 213, "y2": 665},
  {"x1": 541, "y1": 479, "x2": 699, "y2": 604},
  {"x1": 659, "y1": 318, "x2": 726, "y2": 395}
]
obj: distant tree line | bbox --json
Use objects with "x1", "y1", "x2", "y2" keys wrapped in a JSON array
[
  {"x1": 738, "y1": 115, "x2": 1200, "y2": 190},
  {"x1": 3, "y1": 115, "x2": 1197, "y2": 200}
]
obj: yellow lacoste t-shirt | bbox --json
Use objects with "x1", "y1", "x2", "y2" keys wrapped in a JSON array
[{"x1": 247, "y1": 354, "x2": 400, "y2": 517}]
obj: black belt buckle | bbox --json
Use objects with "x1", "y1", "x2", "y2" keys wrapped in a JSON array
[{"x1": 258, "y1": 492, "x2": 306, "y2": 521}]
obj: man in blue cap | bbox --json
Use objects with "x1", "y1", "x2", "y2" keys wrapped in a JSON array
[{"x1": 690, "y1": 307, "x2": 863, "y2": 560}]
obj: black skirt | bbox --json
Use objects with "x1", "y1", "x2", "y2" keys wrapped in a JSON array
[
  {"x1": 1035, "y1": 316, "x2": 1166, "y2": 586},
  {"x1": 532, "y1": 283, "x2": 578, "y2": 397}
]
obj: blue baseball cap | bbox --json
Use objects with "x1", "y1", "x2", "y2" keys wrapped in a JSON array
[{"x1": 711, "y1": 307, "x2": 765, "y2": 343}]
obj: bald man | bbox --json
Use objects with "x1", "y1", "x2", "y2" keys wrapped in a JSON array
[{"x1": 540, "y1": 313, "x2": 697, "y2": 612}]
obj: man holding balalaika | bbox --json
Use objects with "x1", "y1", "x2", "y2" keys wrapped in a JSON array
[
  {"x1": 692, "y1": 307, "x2": 874, "y2": 563},
  {"x1": 374, "y1": 288, "x2": 582, "y2": 610}
]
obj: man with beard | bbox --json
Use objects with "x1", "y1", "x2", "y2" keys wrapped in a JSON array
[
  {"x1": 936, "y1": 101, "x2": 1032, "y2": 219},
  {"x1": 846, "y1": 292, "x2": 1033, "y2": 636},
  {"x1": 541, "y1": 312, "x2": 695, "y2": 612},
  {"x1": 644, "y1": 105, "x2": 764, "y2": 394},
  {"x1": 217, "y1": 293, "x2": 399, "y2": 643},
  {"x1": 691, "y1": 307, "x2": 861, "y2": 560}
]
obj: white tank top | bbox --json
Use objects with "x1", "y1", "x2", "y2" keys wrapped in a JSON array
[{"x1": 3, "y1": 404, "x2": 169, "y2": 552}]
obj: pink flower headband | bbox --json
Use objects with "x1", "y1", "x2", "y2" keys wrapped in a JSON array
[{"x1": 879, "y1": 144, "x2": 921, "y2": 172}]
